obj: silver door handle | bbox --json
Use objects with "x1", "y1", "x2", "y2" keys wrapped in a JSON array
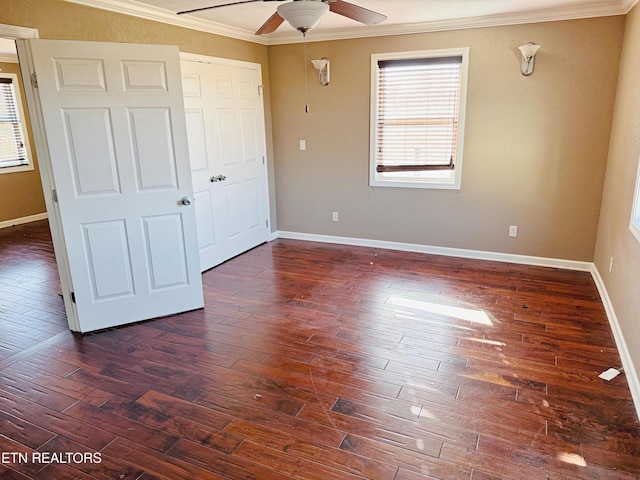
[
  {"x1": 210, "y1": 175, "x2": 227, "y2": 182},
  {"x1": 180, "y1": 196, "x2": 192, "y2": 206}
]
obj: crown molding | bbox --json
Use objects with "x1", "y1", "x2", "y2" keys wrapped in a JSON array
[
  {"x1": 64, "y1": 0, "x2": 269, "y2": 45},
  {"x1": 64, "y1": 0, "x2": 635, "y2": 46},
  {"x1": 268, "y1": 0, "x2": 634, "y2": 44},
  {"x1": 623, "y1": 0, "x2": 640, "y2": 12}
]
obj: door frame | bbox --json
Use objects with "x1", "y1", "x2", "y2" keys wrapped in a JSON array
[
  {"x1": 0, "y1": 25, "x2": 80, "y2": 329},
  {"x1": 16, "y1": 37, "x2": 83, "y2": 330}
]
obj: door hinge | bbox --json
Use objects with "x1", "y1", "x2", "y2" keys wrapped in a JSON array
[
  {"x1": 70, "y1": 291, "x2": 76, "y2": 303},
  {"x1": 258, "y1": 85, "x2": 264, "y2": 96},
  {"x1": 52, "y1": 189, "x2": 58, "y2": 203},
  {"x1": 30, "y1": 73, "x2": 38, "y2": 89},
  {"x1": 262, "y1": 156, "x2": 265, "y2": 165},
  {"x1": 265, "y1": 219, "x2": 269, "y2": 228}
]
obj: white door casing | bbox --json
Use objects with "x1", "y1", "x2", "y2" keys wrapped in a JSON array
[
  {"x1": 181, "y1": 54, "x2": 270, "y2": 272},
  {"x1": 17, "y1": 39, "x2": 203, "y2": 333}
]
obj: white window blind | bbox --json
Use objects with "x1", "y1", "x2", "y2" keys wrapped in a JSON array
[
  {"x1": 0, "y1": 76, "x2": 29, "y2": 169},
  {"x1": 375, "y1": 56, "x2": 462, "y2": 173}
]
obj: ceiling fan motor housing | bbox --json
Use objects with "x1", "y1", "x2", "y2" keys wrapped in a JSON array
[{"x1": 277, "y1": 0, "x2": 330, "y2": 33}]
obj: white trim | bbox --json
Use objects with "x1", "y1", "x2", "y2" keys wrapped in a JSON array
[
  {"x1": 0, "y1": 25, "x2": 39, "y2": 40},
  {"x1": 271, "y1": 3, "x2": 633, "y2": 45},
  {"x1": 623, "y1": 0, "x2": 640, "y2": 13},
  {"x1": 0, "y1": 53, "x2": 18, "y2": 63},
  {"x1": 179, "y1": 51, "x2": 261, "y2": 70},
  {"x1": 0, "y1": 25, "x2": 38, "y2": 62},
  {"x1": 590, "y1": 265, "x2": 640, "y2": 422},
  {"x1": 0, "y1": 212, "x2": 48, "y2": 229},
  {"x1": 63, "y1": 0, "x2": 634, "y2": 46},
  {"x1": 64, "y1": 0, "x2": 268, "y2": 45},
  {"x1": 274, "y1": 230, "x2": 593, "y2": 271}
]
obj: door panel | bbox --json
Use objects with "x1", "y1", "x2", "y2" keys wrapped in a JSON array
[
  {"x1": 19, "y1": 39, "x2": 204, "y2": 332},
  {"x1": 142, "y1": 214, "x2": 189, "y2": 289},
  {"x1": 129, "y1": 108, "x2": 178, "y2": 190},
  {"x1": 82, "y1": 220, "x2": 134, "y2": 300},
  {"x1": 218, "y1": 109, "x2": 237, "y2": 166},
  {"x1": 194, "y1": 189, "x2": 216, "y2": 251},
  {"x1": 63, "y1": 108, "x2": 120, "y2": 195},
  {"x1": 240, "y1": 110, "x2": 258, "y2": 163}
]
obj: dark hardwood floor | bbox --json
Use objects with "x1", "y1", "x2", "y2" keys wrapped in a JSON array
[{"x1": 1, "y1": 220, "x2": 639, "y2": 479}]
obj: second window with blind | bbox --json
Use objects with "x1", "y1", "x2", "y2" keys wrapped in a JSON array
[
  {"x1": 369, "y1": 48, "x2": 469, "y2": 189},
  {"x1": 0, "y1": 72, "x2": 33, "y2": 175}
]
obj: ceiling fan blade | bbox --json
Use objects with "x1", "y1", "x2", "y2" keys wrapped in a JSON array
[
  {"x1": 256, "y1": 11, "x2": 285, "y2": 35},
  {"x1": 177, "y1": 0, "x2": 262, "y2": 15},
  {"x1": 329, "y1": 0, "x2": 387, "y2": 26}
]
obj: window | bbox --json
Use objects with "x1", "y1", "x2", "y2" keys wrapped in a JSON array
[
  {"x1": 370, "y1": 48, "x2": 469, "y2": 189},
  {"x1": 631, "y1": 159, "x2": 640, "y2": 244},
  {"x1": 0, "y1": 72, "x2": 33, "y2": 174}
]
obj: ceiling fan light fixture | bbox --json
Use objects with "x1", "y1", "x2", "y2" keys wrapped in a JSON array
[{"x1": 277, "y1": 1, "x2": 330, "y2": 34}]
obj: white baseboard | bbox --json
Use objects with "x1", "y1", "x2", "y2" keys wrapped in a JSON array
[
  {"x1": 0, "y1": 212, "x2": 48, "y2": 230},
  {"x1": 591, "y1": 265, "x2": 640, "y2": 422},
  {"x1": 274, "y1": 230, "x2": 593, "y2": 271}
]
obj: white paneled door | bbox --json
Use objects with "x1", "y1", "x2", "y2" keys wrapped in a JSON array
[
  {"x1": 17, "y1": 39, "x2": 203, "y2": 333},
  {"x1": 181, "y1": 55, "x2": 270, "y2": 272}
]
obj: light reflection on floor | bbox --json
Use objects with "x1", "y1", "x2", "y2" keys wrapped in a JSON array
[
  {"x1": 390, "y1": 296, "x2": 494, "y2": 326},
  {"x1": 558, "y1": 452, "x2": 587, "y2": 467}
]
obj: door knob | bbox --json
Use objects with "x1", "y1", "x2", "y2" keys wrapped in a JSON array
[{"x1": 180, "y1": 196, "x2": 192, "y2": 206}]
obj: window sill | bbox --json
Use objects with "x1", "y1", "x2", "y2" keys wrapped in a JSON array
[
  {"x1": 0, "y1": 164, "x2": 34, "y2": 175},
  {"x1": 370, "y1": 178, "x2": 460, "y2": 190}
]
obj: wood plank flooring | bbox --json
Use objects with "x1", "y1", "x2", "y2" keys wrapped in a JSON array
[{"x1": 1, "y1": 219, "x2": 639, "y2": 479}]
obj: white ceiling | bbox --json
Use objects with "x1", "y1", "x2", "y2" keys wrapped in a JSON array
[{"x1": 65, "y1": 0, "x2": 637, "y2": 44}]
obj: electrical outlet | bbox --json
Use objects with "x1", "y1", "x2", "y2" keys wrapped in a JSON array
[
  {"x1": 299, "y1": 140, "x2": 306, "y2": 151},
  {"x1": 509, "y1": 225, "x2": 518, "y2": 237},
  {"x1": 332, "y1": 211, "x2": 339, "y2": 222}
]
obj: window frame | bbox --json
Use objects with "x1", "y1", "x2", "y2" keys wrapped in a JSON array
[
  {"x1": 369, "y1": 47, "x2": 469, "y2": 190},
  {"x1": 630, "y1": 158, "x2": 640, "y2": 244},
  {"x1": 0, "y1": 71, "x2": 34, "y2": 175}
]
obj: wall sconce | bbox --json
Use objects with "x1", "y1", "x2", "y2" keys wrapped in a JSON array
[
  {"x1": 311, "y1": 57, "x2": 330, "y2": 86},
  {"x1": 518, "y1": 43, "x2": 541, "y2": 76}
]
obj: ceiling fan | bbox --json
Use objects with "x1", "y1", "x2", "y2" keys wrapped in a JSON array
[{"x1": 177, "y1": 0, "x2": 387, "y2": 35}]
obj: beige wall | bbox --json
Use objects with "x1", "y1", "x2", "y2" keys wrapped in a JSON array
[
  {"x1": 0, "y1": 0, "x2": 276, "y2": 227},
  {"x1": 0, "y1": 60, "x2": 45, "y2": 223},
  {"x1": 270, "y1": 17, "x2": 623, "y2": 261},
  {"x1": 0, "y1": 3, "x2": 627, "y2": 263},
  {"x1": 594, "y1": 5, "x2": 640, "y2": 382}
]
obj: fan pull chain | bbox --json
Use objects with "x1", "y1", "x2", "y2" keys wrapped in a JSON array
[{"x1": 303, "y1": 33, "x2": 309, "y2": 113}]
